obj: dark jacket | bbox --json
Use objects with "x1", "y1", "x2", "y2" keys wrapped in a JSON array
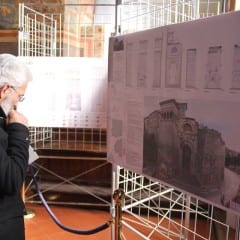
[{"x1": 0, "y1": 107, "x2": 29, "y2": 222}]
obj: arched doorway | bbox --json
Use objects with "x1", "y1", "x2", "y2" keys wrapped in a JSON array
[{"x1": 182, "y1": 144, "x2": 191, "y2": 175}]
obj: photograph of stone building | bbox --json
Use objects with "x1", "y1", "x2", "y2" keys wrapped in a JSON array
[{"x1": 143, "y1": 98, "x2": 226, "y2": 196}]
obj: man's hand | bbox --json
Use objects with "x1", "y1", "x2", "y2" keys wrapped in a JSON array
[{"x1": 7, "y1": 110, "x2": 28, "y2": 127}]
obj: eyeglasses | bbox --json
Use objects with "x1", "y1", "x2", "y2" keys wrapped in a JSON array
[{"x1": 10, "y1": 86, "x2": 25, "y2": 102}]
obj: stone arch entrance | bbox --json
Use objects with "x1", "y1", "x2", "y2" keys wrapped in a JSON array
[{"x1": 182, "y1": 144, "x2": 191, "y2": 175}]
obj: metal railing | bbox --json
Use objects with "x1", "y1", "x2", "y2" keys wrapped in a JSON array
[
  {"x1": 18, "y1": 3, "x2": 57, "y2": 56},
  {"x1": 18, "y1": 3, "x2": 115, "y2": 57},
  {"x1": 29, "y1": 127, "x2": 106, "y2": 152},
  {"x1": 117, "y1": 0, "x2": 223, "y2": 34}
]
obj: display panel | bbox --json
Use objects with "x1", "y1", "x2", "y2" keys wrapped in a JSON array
[
  {"x1": 108, "y1": 11, "x2": 240, "y2": 214},
  {"x1": 19, "y1": 57, "x2": 108, "y2": 128}
]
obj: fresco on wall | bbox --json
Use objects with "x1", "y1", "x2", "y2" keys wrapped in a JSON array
[
  {"x1": 0, "y1": 2, "x2": 17, "y2": 29},
  {"x1": 0, "y1": 0, "x2": 64, "y2": 29}
]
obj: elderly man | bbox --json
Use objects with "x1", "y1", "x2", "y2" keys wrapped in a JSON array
[{"x1": 0, "y1": 53, "x2": 32, "y2": 240}]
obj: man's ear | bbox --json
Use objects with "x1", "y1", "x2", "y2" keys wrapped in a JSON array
[{"x1": 0, "y1": 84, "x2": 11, "y2": 100}]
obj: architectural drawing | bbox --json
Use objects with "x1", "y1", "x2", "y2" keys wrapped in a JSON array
[
  {"x1": 152, "y1": 38, "x2": 163, "y2": 88},
  {"x1": 231, "y1": 44, "x2": 240, "y2": 89},
  {"x1": 205, "y1": 46, "x2": 222, "y2": 89},
  {"x1": 137, "y1": 52, "x2": 147, "y2": 87},
  {"x1": 165, "y1": 43, "x2": 182, "y2": 88},
  {"x1": 186, "y1": 49, "x2": 197, "y2": 88},
  {"x1": 137, "y1": 40, "x2": 148, "y2": 87}
]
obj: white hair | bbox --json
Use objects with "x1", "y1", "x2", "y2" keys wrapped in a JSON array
[{"x1": 0, "y1": 54, "x2": 32, "y2": 88}]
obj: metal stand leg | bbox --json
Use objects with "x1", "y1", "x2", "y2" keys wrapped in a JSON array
[
  {"x1": 22, "y1": 182, "x2": 35, "y2": 219},
  {"x1": 113, "y1": 189, "x2": 125, "y2": 240}
]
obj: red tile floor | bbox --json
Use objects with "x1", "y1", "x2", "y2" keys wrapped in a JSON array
[
  {"x1": 25, "y1": 204, "x2": 164, "y2": 240},
  {"x1": 24, "y1": 203, "x2": 211, "y2": 240},
  {"x1": 25, "y1": 204, "x2": 166, "y2": 240},
  {"x1": 25, "y1": 204, "x2": 112, "y2": 240}
]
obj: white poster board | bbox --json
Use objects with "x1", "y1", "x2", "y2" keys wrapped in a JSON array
[
  {"x1": 108, "y1": 11, "x2": 240, "y2": 215},
  {"x1": 19, "y1": 57, "x2": 108, "y2": 128}
]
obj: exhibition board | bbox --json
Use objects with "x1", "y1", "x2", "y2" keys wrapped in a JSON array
[{"x1": 107, "y1": 11, "x2": 240, "y2": 215}]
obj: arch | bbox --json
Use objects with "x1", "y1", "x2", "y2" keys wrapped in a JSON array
[
  {"x1": 183, "y1": 123, "x2": 192, "y2": 132},
  {"x1": 182, "y1": 144, "x2": 191, "y2": 174}
]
